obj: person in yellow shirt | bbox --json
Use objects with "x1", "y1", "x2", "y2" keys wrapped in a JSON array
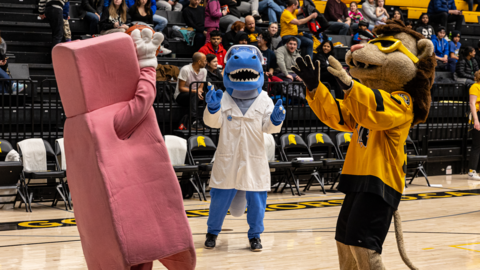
[
  {"x1": 280, "y1": 0, "x2": 317, "y2": 58},
  {"x1": 468, "y1": 70, "x2": 480, "y2": 179}
]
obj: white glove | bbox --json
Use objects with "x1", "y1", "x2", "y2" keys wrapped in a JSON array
[{"x1": 131, "y1": 28, "x2": 164, "y2": 69}]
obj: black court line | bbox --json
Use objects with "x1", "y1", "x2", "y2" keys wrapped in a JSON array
[{"x1": 1, "y1": 189, "x2": 479, "y2": 232}]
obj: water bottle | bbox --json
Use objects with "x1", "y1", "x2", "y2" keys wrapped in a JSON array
[{"x1": 446, "y1": 165, "x2": 452, "y2": 175}]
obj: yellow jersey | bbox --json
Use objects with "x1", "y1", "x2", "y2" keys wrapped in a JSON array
[
  {"x1": 469, "y1": 82, "x2": 480, "y2": 112},
  {"x1": 306, "y1": 81, "x2": 414, "y2": 209},
  {"x1": 280, "y1": 9, "x2": 299, "y2": 37}
]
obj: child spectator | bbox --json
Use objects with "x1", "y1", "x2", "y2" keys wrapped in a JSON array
[
  {"x1": 448, "y1": 30, "x2": 461, "y2": 73},
  {"x1": 128, "y1": 0, "x2": 153, "y2": 25},
  {"x1": 80, "y1": 0, "x2": 103, "y2": 35},
  {"x1": 348, "y1": 2, "x2": 364, "y2": 24},
  {"x1": 223, "y1": 21, "x2": 245, "y2": 50},
  {"x1": 183, "y1": 0, "x2": 206, "y2": 51},
  {"x1": 375, "y1": 0, "x2": 389, "y2": 25},
  {"x1": 416, "y1": 13, "x2": 434, "y2": 39},
  {"x1": 432, "y1": 26, "x2": 449, "y2": 71},
  {"x1": 235, "y1": 31, "x2": 250, "y2": 44},
  {"x1": 99, "y1": 0, "x2": 130, "y2": 34},
  {"x1": 392, "y1": 9, "x2": 404, "y2": 22},
  {"x1": 63, "y1": 1, "x2": 72, "y2": 42},
  {"x1": 205, "y1": 0, "x2": 228, "y2": 42},
  {"x1": 456, "y1": 46, "x2": 479, "y2": 86},
  {"x1": 268, "y1": 22, "x2": 281, "y2": 50},
  {"x1": 353, "y1": 21, "x2": 375, "y2": 44}
]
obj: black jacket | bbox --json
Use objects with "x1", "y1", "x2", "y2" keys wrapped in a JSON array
[
  {"x1": 99, "y1": 7, "x2": 131, "y2": 31},
  {"x1": 222, "y1": 30, "x2": 237, "y2": 51},
  {"x1": 219, "y1": 0, "x2": 241, "y2": 18},
  {"x1": 80, "y1": 0, "x2": 104, "y2": 19},
  {"x1": 182, "y1": 5, "x2": 205, "y2": 33},
  {"x1": 207, "y1": 68, "x2": 225, "y2": 90},
  {"x1": 456, "y1": 58, "x2": 480, "y2": 80}
]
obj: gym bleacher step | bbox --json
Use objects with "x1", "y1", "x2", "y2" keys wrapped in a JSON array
[
  {"x1": 0, "y1": 3, "x2": 37, "y2": 13},
  {"x1": 29, "y1": 64, "x2": 54, "y2": 77},
  {"x1": 0, "y1": 21, "x2": 51, "y2": 32},
  {"x1": 1, "y1": 31, "x2": 52, "y2": 43},
  {"x1": 0, "y1": 12, "x2": 43, "y2": 23},
  {"x1": 7, "y1": 41, "x2": 52, "y2": 53},
  {"x1": 9, "y1": 51, "x2": 51, "y2": 64},
  {"x1": 2, "y1": 0, "x2": 38, "y2": 5}
]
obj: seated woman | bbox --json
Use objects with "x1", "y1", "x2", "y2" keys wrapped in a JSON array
[
  {"x1": 223, "y1": 21, "x2": 245, "y2": 51},
  {"x1": 99, "y1": 0, "x2": 130, "y2": 34},
  {"x1": 313, "y1": 40, "x2": 342, "y2": 98},
  {"x1": 205, "y1": 54, "x2": 225, "y2": 91},
  {"x1": 456, "y1": 46, "x2": 480, "y2": 87},
  {"x1": 0, "y1": 37, "x2": 25, "y2": 94},
  {"x1": 268, "y1": 22, "x2": 281, "y2": 50},
  {"x1": 128, "y1": 0, "x2": 153, "y2": 25}
]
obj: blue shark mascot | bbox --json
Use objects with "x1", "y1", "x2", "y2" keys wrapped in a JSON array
[{"x1": 203, "y1": 45, "x2": 286, "y2": 252}]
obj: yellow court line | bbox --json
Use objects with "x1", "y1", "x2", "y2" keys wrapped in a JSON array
[
  {"x1": 450, "y1": 242, "x2": 480, "y2": 253},
  {"x1": 422, "y1": 247, "x2": 434, "y2": 250}
]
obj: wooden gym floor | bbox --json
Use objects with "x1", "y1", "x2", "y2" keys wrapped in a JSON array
[{"x1": 1, "y1": 175, "x2": 480, "y2": 270}]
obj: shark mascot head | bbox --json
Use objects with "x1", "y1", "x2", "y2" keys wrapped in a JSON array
[{"x1": 223, "y1": 45, "x2": 265, "y2": 98}]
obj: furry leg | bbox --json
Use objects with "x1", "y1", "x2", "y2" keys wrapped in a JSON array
[
  {"x1": 350, "y1": 245, "x2": 385, "y2": 270},
  {"x1": 394, "y1": 211, "x2": 419, "y2": 270},
  {"x1": 336, "y1": 241, "x2": 359, "y2": 270}
]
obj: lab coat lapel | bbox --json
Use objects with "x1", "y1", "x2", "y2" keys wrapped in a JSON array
[{"x1": 222, "y1": 93, "x2": 243, "y2": 117}]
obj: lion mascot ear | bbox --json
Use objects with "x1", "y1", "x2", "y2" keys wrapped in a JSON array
[{"x1": 417, "y1": 39, "x2": 434, "y2": 61}]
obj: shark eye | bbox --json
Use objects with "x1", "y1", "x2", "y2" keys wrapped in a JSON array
[
  {"x1": 234, "y1": 56, "x2": 239, "y2": 59},
  {"x1": 252, "y1": 56, "x2": 256, "y2": 59}
]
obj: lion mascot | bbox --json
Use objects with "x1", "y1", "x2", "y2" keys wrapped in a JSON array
[{"x1": 292, "y1": 20, "x2": 435, "y2": 269}]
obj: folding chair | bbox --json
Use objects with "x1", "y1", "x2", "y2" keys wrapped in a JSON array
[
  {"x1": 164, "y1": 135, "x2": 202, "y2": 200},
  {"x1": 54, "y1": 138, "x2": 72, "y2": 210},
  {"x1": 330, "y1": 132, "x2": 353, "y2": 189},
  {"x1": 306, "y1": 133, "x2": 344, "y2": 192},
  {"x1": 279, "y1": 133, "x2": 324, "y2": 195},
  {"x1": 187, "y1": 135, "x2": 217, "y2": 201},
  {"x1": 406, "y1": 136, "x2": 430, "y2": 186},
  {"x1": 17, "y1": 139, "x2": 69, "y2": 212},
  {"x1": 264, "y1": 134, "x2": 295, "y2": 194},
  {"x1": 0, "y1": 139, "x2": 28, "y2": 211}
]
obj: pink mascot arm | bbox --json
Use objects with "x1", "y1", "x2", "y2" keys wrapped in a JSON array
[{"x1": 114, "y1": 67, "x2": 157, "y2": 140}]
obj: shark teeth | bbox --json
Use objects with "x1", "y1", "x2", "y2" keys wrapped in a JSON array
[
  {"x1": 229, "y1": 68, "x2": 260, "y2": 75},
  {"x1": 228, "y1": 75, "x2": 260, "y2": 82}
]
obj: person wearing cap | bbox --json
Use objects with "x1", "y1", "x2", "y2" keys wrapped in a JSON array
[
  {"x1": 353, "y1": 20, "x2": 375, "y2": 44},
  {"x1": 432, "y1": 26, "x2": 449, "y2": 71},
  {"x1": 448, "y1": 30, "x2": 462, "y2": 73},
  {"x1": 427, "y1": 0, "x2": 464, "y2": 32}
]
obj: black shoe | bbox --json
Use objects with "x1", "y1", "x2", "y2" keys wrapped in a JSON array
[
  {"x1": 191, "y1": 121, "x2": 204, "y2": 131},
  {"x1": 205, "y1": 233, "x2": 217, "y2": 249},
  {"x1": 249, "y1": 237, "x2": 262, "y2": 252}
]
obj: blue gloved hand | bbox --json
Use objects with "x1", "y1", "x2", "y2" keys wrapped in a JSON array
[
  {"x1": 270, "y1": 99, "x2": 286, "y2": 126},
  {"x1": 205, "y1": 83, "x2": 223, "y2": 114}
]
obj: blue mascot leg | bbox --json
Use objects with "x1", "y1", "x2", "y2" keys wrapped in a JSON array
[
  {"x1": 207, "y1": 188, "x2": 237, "y2": 235},
  {"x1": 245, "y1": 191, "x2": 268, "y2": 239}
]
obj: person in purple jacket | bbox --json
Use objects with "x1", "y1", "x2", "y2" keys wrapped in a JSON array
[{"x1": 205, "y1": 0, "x2": 227, "y2": 42}]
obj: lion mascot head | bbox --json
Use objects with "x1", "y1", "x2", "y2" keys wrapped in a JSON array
[{"x1": 345, "y1": 19, "x2": 436, "y2": 125}]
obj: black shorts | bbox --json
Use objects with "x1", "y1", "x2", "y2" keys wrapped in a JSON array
[{"x1": 335, "y1": 192, "x2": 394, "y2": 254}]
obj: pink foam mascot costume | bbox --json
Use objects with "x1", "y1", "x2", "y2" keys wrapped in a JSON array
[{"x1": 52, "y1": 30, "x2": 196, "y2": 270}]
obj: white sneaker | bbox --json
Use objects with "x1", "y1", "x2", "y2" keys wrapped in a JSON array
[
  {"x1": 252, "y1": 10, "x2": 261, "y2": 20},
  {"x1": 468, "y1": 170, "x2": 480, "y2": 180},
  {"x1": 11, "y1": 82, "x2": 26, "y2": 94},
  {"x1": 157, "y1": 46, "x2": 172, "y2": 56}
]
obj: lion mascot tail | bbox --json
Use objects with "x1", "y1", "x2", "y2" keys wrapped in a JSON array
[{"x1": 394, "y1": 211, "x2": 418, "y2": 270}]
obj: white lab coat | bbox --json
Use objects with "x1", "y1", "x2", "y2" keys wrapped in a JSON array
[{"x1": 204, "y1": 91, "x2": 283, "y2": 191}]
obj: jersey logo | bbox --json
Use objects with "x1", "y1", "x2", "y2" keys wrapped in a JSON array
[
  {"x1": 197, "y1": 136, "x2": 206, "y2": 147},
  {"x1": 357, "y1": 126, "x2": 369, "y2": 148},
  {"x1": 288, "y1": 134, "x2": 297, "y2": 145},
  {"x1": 344, "y1": 133, "x2": 351, "y2": 143},
  {"x1": 398, "y1": 93, "x2": 410, "y2": 106},
  {"x1": 316, "y1": 134, "x2": 324, "y2": 144}
]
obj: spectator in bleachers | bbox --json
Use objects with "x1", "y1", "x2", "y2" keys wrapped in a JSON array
[
  {"x1": 175, "y1": 52, "x2": 208, "y2": 130},
  {"x1": 183, "y1": 0, "x2": 206, "y2": 51},
  {"x1": 257, "y1": 31, "x2": 277, "y2": 77},
  {"x1": 39, "y1": 0, "x2": 66, "y2": 48},
  {"x1": 244, "y1": 16, "x2": 261, "y2": 43},
  {"x1": 353, "y1": 20, "x2": 375, "y2": 44},
  {"x1": 348, "y1": 2, "x2": 364, "y2": 24},
  {"x1": 465, "y1": 0, "x2": 480, "y2": 11},
  {"x1": 375, "y1": 0, "x2": 389, "y2": 25},
  {"x1": 405, "y1": 20, "x2": 413, "y2": 29},
  {"x1": 100, "y1": 0, "x2": 130, "y2": 34},
  {"x1": 432, "y1": 26, "x2": 449, "y2": 71},
  {"x1": 280, "y1": 0, "x2": 317, "y2": 58},
  {"x1": 427, "y1": 0, "x2": 465, "y2": 32},
  {"x1": 0, "y1": 38, "x2": 25, "y2": 94},
  {"x1": 468, "y1": 70, "x2": 480, "y2": 180},
  {"x1": 128, "y1": 0, "x2": 154, "y2": 25},
  {"x1": 223, "y1": 21, "x2": 245, "y2": 50},
  {"x1": 205, "y1": 0, "x2": 227, "y2": 42},
  {"x1": 198, "y1": 30, "x2": 227, "y2": 68},
  {"x1": 206, "y1": 54, "x2": 225, "y2": 90},
  {"x1": 361, "y1": 0, "x2": 383, "y2": 28},
  {"x1": 392, "y1": 9, "x2": 404, "y2": 22},
  {"x1": 313, "y1": 40, "x2": 342, "y2": 98},
  {"x1": 79, "y1": 0, "x2": 104, "y2": 35},
  {"x1": 448, "y1": 30, "x2": 461, "y2": 73},
  {"x1": 126, "y1": 0, "x2": 168, "y2": 33},
  {"x1": 324, "y1": 0, "x2": 353, "y2": 35},
  {"x1": 268, "y1": 22, "x2": 281, "y2": 50},
  {"x1": 274, "y1": 37, "x2": 302, "y2": 82},
  {"x1": 234, "y1": 31, "x2": 250, "y2": 44},
  {"x1": 456, "y1": 46, "x2": 479, "y2": 86},
  {"x1": 219, "y1": 0, "x2": 243, "y2": 32},
  {"x1": 416, "y1": 13, "x2": 434, "y2": 39},
  {"x1": 63, "y1": 1, "x2": 72, "y2": 42},
  {"x1": 157, "y1": 0, "x2": 182, "y2": 11},
  {"x1": 238, "y1": 0, "x2": 261, "y2": 22}
]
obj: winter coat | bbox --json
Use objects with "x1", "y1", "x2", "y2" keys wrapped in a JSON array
[
  {"x1": 275, "y1": 45, "x2": 301, "y2": 76},
  {"x1": 456, "y1": 58, "x2": 480, "y2": 80},
  {"x1": 428, "y1": 0, "x2": 456, "y2": 14},
  {"x1": 203, "y1": 91, "x2": 282, "y2": 191},
  {"x1": 205, "y1": 0, "x2": 222, "y2": 28},
  {"x1": 79, "y1": 0, "x2": 104, "y2": 19},
  {"x1": 206, "y1": 68, "x2": 225, "y2": 90}
]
